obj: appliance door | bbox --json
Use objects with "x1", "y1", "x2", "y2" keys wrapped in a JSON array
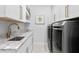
[
  {"x1": 53, "y1": 26, "x2": 62, "y2": 52},
  {"x1": 63, "y1": 21, "x2": 79, "y2": 53},
  {"x1": 47, "y1": 25, "x2": 53, "y2": 52}
]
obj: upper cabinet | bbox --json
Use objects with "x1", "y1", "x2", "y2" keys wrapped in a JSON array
[
  {"x1": 53, "y1": 5, "x2": 79, "y2": 22},
  {"x1": 68, "y1": 5, "x2": 79, "y2": 17},
  {"x1": 21, "y1": 5, "x2": 31, "y2": 20},
  {"x1": 21, "y1": 5, "x2": 27, "y2": 20},
  {"x1": 59, "y1": 5, "x2": 79, "y2": 19},
  {"x1": 53, "y1": 5, "x2": 66, "y2": 21},
  {"x1": 53, "y1": 6, "x2": 60, "y2": 21},
  {"x1": 5, "y1": 5, "x2": 21, "y2": 20},
  {"x1": 0, "y1": 5, "x2": 31, "y2": 23},
  {"x1": 59, "y1": 6, "x2": 65, "y2": 20}
]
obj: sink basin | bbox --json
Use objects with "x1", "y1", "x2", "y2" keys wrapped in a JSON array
[{"x1": 8, "y1": 36, "x2": 24, "y2": 41}]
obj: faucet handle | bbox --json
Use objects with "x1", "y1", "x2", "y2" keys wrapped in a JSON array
[
  {"x1": 18, "y1": 26, "x2": 20, "y2": 29},
  {"x1": 6, "y1": 29, "x2": 11, "y2": 38}
]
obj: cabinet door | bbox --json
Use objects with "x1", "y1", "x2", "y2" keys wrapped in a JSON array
[
  {"x1": 21, "y1": 5, "x2": 26, "y2": 20},
  {"x1": 17, "y1": 39, "x2": 28, "y2": 53},
  {"x1": 54, "y1": 5, "x2": 66, "y2": 21},
  {"x1": 54, "y1": 6, "x2": 60, "y2": 21},
  {"x1": 60, "y1": 6, "x2": 66, "y2": 20},
  {"x1": 27, "y1": 36, "x2": 33, "y2": 53},
  {"x1": 5, "y1": 5, "x2": 20, "y2": 20},
  {"x1": 69, "y1": 5, "x2": 79, "y2": 17},
  {"x1": 0, "y1": 6, "x2": 5, "y2": 17}
]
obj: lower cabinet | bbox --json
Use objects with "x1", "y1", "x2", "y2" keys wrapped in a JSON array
[
  {"x1": 27, "y1": 36, "x2": 33, "y2": 53},
  {"x1": 17, "y1": 35, "x2": 33, "y2": 53}
]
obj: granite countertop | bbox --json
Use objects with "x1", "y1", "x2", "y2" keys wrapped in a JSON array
[{"x1": 0, "y1": 31, "x2": 32, "y2": 50}]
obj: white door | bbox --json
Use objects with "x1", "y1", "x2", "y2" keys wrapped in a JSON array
[{"x1": 21, "y1": 5, "x2": 26, "y2": 20}]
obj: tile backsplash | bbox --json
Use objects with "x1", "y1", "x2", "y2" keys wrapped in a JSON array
[
  {"x1": 0, "y1": 21, "x2": 29, "y2": 38},
  {"x1": 0, "y1": 21, "x2": 8, "y2": 38}
]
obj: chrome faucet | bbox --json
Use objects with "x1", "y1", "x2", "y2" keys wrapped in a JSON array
[{"x1": 6, "y1": 23, "x2": 20, "y2": 38}]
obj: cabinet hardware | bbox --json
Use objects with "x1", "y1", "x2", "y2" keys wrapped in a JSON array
[{"x1": 65, "y1": 5, "x2": 69, "y2": 18}]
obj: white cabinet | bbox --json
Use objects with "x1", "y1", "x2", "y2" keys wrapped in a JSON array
[
  {"x1": 21, "y1": 5, "x2": 31, "y2": 20},
  {"x1": 17, "y1": 35, "x2": 33, "y2": 53},
  {"x1": 21, "y1": 5, "x2": 26, "y2": 20},
  {"x1": 0, "y1": 6, "x2": 5, "y2": 17},
  {"x1": 27, "y1": 35, "x2": 33, "y2": 53},
  {"x1": 59, "y1": 6, "x2": 66, "y2": 20},
  {"x1": 52, "y1": 5, "x2": 79, "y2": 21},
  {"x1": 53, "y1": 6, "x2": 60, "y2": 21},
  {"x1": 5, "y1": 5, "x2": 21, "y2": 20},
  {"x1": 53, "y1": 5, "x2": 66, "y2": 21},
  {"x1": 68, "y1": 5, "x2": 79, "y2": 17}
]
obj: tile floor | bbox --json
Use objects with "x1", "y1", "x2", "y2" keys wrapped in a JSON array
[{"x1": 32, "y1": 43, "x2": 49, "y2": 53}]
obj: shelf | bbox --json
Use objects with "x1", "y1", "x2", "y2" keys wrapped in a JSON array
[{"x1": 0, "y1": 17, "x2": 30, "y2": 23}]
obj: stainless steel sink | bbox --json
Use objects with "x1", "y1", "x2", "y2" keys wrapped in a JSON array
[{"x1": 8, "y1": 36, "x2": 24, "y2": 41}]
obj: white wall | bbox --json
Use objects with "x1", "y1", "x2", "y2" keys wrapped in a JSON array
[{"x1": 29, "y1": 5, "x2": 53, "y2": 45}]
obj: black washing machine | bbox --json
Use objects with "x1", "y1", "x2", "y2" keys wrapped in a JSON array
[
  {"x1": 47, "y1": 25, "x2": 53, "y2": 52},
  {"x1": 63, "y1": 20, "x2": 79, "y2": 53}
]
